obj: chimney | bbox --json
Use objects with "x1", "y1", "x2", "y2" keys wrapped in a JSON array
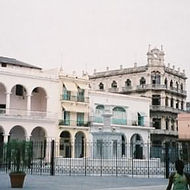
[
  {"x1": 183, "y1": 69, "x2": 185, "y2": 74},
  {"x1": 178, "y1": 67, "x2": 180, "y2": 72},
  {"x1": 94, "y1": 69, "x2": 96, "y2": 74},
  {"x1": 120, "y1": 65, "x2": 123, "y2": 70},
  {"x1": 106, "y1": 67, "x2": 109, "y2": 71},
  {"x1": 172, "y1": 65, "x2": 175, "y2": 70},
  {"x1": 134, "y1": 62, "x2": 137, "y2": 68}
]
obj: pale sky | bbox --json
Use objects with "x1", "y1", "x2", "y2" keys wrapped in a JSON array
[{"x1": 0, "y1": 0, "x2": 190, "y2": 98}]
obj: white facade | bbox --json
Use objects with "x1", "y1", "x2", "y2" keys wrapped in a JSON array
[
  {"x1": 0, "y1": 59, "x2": 59, "y2": 145},
  {"x1": 89, "y1": 90, "x2": 152, "y2": 159}
]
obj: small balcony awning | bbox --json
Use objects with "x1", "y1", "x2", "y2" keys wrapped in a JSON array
[
  {"x1": 138, "y1": 112, "x2": 147, "y2": 117},
  {"x1": 75, "y1": 82, "x2": 88, "y2": 90},
  {"x1": 62, "y1": 103, "x2": 89, "y2": 113},
  {"x1": 63, "y1": 81, "x2": 78, "y2": 92}
]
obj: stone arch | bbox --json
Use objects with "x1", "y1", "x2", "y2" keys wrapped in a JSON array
[
  {"x1": 31, "y1": 87, "x2": 47, "y2": 112},
  {"x1": 60, "y1": 131, "x2": 71, "y2": 157},
  {"x1": 10, "y1": 84, "x2": 27, "y2": 110},
  {"x1": 75, "y1": 131, "x2": 86, "y2": 158},
  {"x1": 170, "y1": 80, "x2": 173, "y2": 88},
  {"x1": 31, "y1": 127, "x2": 47, "y2": 159},
  {"x1": 9, "y1": 125, "x2": 27, "y2": 141},
  {"x1": 130, "y1": 134, "x2": 144, "y2": 159}
]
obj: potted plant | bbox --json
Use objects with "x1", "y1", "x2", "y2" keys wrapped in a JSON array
[{"x1": 5, "y1": 140, "x2": 32, "y2": 188}]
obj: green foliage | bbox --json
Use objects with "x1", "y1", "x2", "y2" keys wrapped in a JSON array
[{"x1": 5, "y1": 140, "x2": 33, "y2": 173}]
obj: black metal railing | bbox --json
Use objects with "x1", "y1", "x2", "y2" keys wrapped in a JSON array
[{"x1": 1, "y1": 141, "x2": 190, "y2": 178}]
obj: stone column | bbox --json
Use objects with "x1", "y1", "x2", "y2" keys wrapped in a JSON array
[
  {"x1": 6, "y1": 92, "x2": 11, "y2": 114},
  {"x1": 3, "y1": 134, "x2": 9, "y2": 143},
  {"x1": 27, "y1": 95, "x2": 31, "y2": 115}
]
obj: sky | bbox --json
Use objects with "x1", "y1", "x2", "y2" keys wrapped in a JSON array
[{"x1": 0, "y1": 0, "x2": 190, "y2": 97}]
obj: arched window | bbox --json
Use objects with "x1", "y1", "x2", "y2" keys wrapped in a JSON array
[
  {"x1": 111, "y1": 81, "x2": 117, "y2": 88},
  {"x1": 112, "y1": 107, "x2": 126, "y2": 125},
  {"x1": 95, "y1": 105, "x2": 104, "y2": 123},
  {"x1": 170, "y1": 80, "x2": 173, "y2": 88},
  {"x1": 180, "y1": 83, "x2": 183, "y2": 91},
  {"x1": 140, "y1": 77, "x2": 146, "y2": 86},
  {"x1": 125, "y1": 79, "x2": 131, "y2": 87},
  {"x1": 62, "y1": 85, "x2": 71, "y2": 100},
  {"x1": 170, "y1": 98, "x2": 174, "y2": 108},
  {"x1": 99, "y1": 82, "x2": 104, "y2": 90},
  {"x1": 151, "y1": 71, "x2": 160, "y2": 85},
  {"x1": 176, "y1": 99, "x2": 179, "y2": 109},
  {"x1": 165, "y1": 78, "x2": 168, "y2": 88},
  {"x1": 176, "y1": 82, "x2": 179, "y2": 91},
  {"x1": 165, "y1": 96, "x2": 169, "y2": 107}
]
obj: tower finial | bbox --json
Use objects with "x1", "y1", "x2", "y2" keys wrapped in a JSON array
[
  {"x1": 148, "y1": 44, "x2": 151, "y2": 52},
  {"x1": 161, "y1": 44, "x2": 163, "y2": 51}
]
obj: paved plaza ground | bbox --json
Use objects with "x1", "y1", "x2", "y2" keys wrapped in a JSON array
[{"x1": 0, "y1": 174, "x2": 168, "y2": 190}]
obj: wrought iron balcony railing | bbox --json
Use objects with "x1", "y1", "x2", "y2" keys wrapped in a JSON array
[{"x1": 61, "y1": 94, "x2": 89, "y2": 103}]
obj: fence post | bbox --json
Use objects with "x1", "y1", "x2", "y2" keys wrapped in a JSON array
[
  {"x1": 165, "y1": 143, "x2": 169, "y2": 179},
  {"x1": 131, "y1": 143, "x2": 134, "y2": 178},
  {"x1": 50, "y1": 140, "x2": 55, "y2": 176},
  {"x1": 116, "y1": 141, "x2": 118, "y2": 177},
  {"x1": 147, "y1": 143, "x2": 150, "y2": 178}
]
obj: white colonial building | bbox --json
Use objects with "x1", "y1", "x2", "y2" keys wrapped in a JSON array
[
  {"x1": 57, "y1": 70, "x2": 90, "y2": 158},
  {"x1": 89, "y1": 47, "x2": 187, "y2": 146},
  {"x1": 88, "y1": 90, "x2": 152, "y2": 159},
  {"x1": 0, "y1": 56, "x2": 59, "y2": 154}
]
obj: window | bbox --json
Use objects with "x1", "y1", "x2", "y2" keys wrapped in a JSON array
[
  {"x1": 77, "y1": 88, "x2": 85, "y2": 102},
  {"x1": 1, "y1": 63, "x2": 7, "y2": 67},
  {"x1": 170, "y1": 98, "x2": 174, "y2": 108},
  {"x1": 77, "y1": 112, "x2": 84, "y2": 126},
  {"x1": 153, "y1": 118, "x2": 161, "y2": 129},
  {"x1": 152, "y1": 95, "x2": 161, "y2": 105},
  {"x1": 99, "y1": 82, "x2": 104, "y2": 90},
  {"x1": 176, "y1": 100, "x2": 179, "y2": 109},
  {"x1": 62, "y1": 110, "x2": 70, "y2": 125},
  {"x1": 63, "y1": 85, "x2": 71, "y2": 100},
  {"x1": 170, "y1": 80, "x2": 173, "y2": 88},
  {"x1": 166, "y1": 119, "x2": 169, "y2": 130},
  {"x1": 176, "y1": 82, "x2": 179, "y2": 91},
  {"x1": 16, "y1": 85, "x2": 23, "y2": 96},
  {"x1": 181, "y1": 84, "x2": 183, "y2": 91},
  {"x1": 140, "y1": 77, "x2": 146, "y2": 86},
  {"x1": 165, "y1": 97, "x2": 168, "y2": 107},
  {"x1": 95, "y1": 105, "x2": 104, "y2": 123},
  {"x1": 112, "y1": 107, "x2": 126, "y2": 125},
  {"x1": 111, "y1": 81, "x2": 117, "y2": 88},
  {"x1": 181, "y1": 101, "x2": 184, "y2": 110},
  {"x1": 151, "y1": 71, "x2": 160, "y2": 85},
  {"x1": 125, "y1": 79, "x2": 131, "y2": 87},
  {"x1": 171, "y1": 120, "x2": 175, "y2": 131},
  {"x1": 165, "y1": 78, "x2": 168, "y2": 88},
  {"x1": 138, "y1": 113, "x2": 144, "y2": 126}
]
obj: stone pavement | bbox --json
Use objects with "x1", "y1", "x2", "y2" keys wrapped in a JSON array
[{"x1": 0, "y1": 174, "x2": 168, "y2": 190}]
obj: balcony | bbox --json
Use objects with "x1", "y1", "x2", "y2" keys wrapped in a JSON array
[
  {"x1": 122, "y1": 86, "x2": 133, "y2": 93},
  {"x1": 150, "y1": 129, "x2": 178, "y2": 136},
  {"x1": 150, "y1": 105, "x2": 183, "y2": 114},
  {"x1": 136, "y1": 84, "x2": 166, "y2": 91},
  {"x1": 0, "y1": 108, "x2": 57, "y2": 121},
  {"x1": 61, "y1": 94, "x2": 89, "y2": 103},
  {"x1": 108, "y1": 87, "x2": 119, "y2": 93},
  {"x1": 166, "y1": 87, "x2": 187, "y2": 96},
  {"x1": 58, "y1": 119, "x2": 90, "y2": 127},
  {"x1": 89, "y1": 116, "x2": 151, "y2": 127}
]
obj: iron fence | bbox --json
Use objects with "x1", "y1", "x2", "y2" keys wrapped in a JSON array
[{"x1": 0, "y1": 141, "x2": 190, "y2": 178}]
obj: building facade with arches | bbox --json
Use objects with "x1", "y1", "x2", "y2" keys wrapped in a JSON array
[
  {"x1": 89, "y1": 47, "x2": 187, "y2": 145},
  {"x1": 58, "y1": 71, "x2": 90, "y2": 158},
  {"x1": 0, "y1": 57, "x2": 59, "y2": 153},
  {"x1": 89, "y1": 90, "x2": 152, "y2": 159}
]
